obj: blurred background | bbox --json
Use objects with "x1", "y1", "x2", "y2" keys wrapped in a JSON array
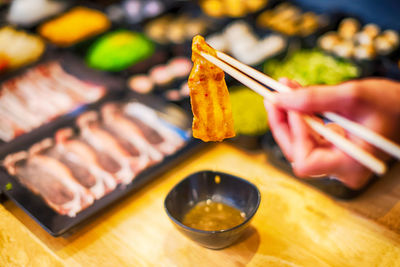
[{"x1": 0, "y1": 0, "x2": 400, "y2": 223}]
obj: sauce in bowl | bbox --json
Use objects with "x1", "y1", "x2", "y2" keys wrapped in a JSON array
[{"x1": 182, "y1": 200, "x2": 245, "y2": 231}]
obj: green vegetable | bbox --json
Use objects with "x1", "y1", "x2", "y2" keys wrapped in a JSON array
[
  {"x1": 86, "y1": 30, "x2": 154, "y2": 72},
  {"x1": 264, "y1": 49, "x2": 360, "y2": 86},
  {"x1": 229, "y1": 86, "x2": 269, "y2": 136},
  {"x1": 5, "y1": 182, "x2": 12, "y2": 191}
]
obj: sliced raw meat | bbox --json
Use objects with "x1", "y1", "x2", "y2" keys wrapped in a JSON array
[
  {"x1": 100, "y1": 103, "x2": 163, "y2": 163},
  {"x1": 123, "y1": 102, "x2": 186, "y2": 155},
  {"x1": 28, "y1": 135, "x2": 115, "y2": 199},
  {"x1": 0, "y1": 62, "x2": 106, "y2": 142},
  {"x1": 45, "y1": 62, "x2": 106, "y2": 102},
  {"x1": 0, "y1": 116, "x2": 19, "y2": 141},
  {"x1": 53, "y1": 128, "x2": 117, "y2": 198},
  {"x1": 76, "y1": 111, "x2": 146, "y2": 184},
  {"x1": 4, "y1": 151, "x2": 94, "y2": 217}
]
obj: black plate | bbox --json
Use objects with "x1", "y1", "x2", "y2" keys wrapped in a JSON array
[{"x1": 0, "y1": 83, "x2": 205, "y2": 237}]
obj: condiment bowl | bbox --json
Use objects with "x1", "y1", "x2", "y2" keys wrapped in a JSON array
[{"x1": 164, "y1": 171, "x2": 260, "y2": 249}]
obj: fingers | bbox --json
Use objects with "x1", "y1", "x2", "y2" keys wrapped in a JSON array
[
  {"x1": 265, "y1": 101, "x2": 293, "y2": 162},
  {"x1": 285, "y1": 114, "x2": 373, "y2": 189},
  {"x1": 325, "y1": 123, "x2": 346, "y2": 136},
  {"x1": 313, "y1": 122, "x2": 346, "y2": 146},
  {"x1": 291, "y1": 146, "x2": 373, "y2": 189},
  {"x1": 278, "y1": 77, "x2": 302, "y2": 90},
  {"x1": 292, "y1": 149, "x2": 343, "y2": 177},
  {"x1": 274, "y1": 82, "x2": 359, "y2": 113},
  {"x1": 276, "y1": 78, "x2": 400, "y2": 116},
  {"x1": 359, "y1": 78, "x2": 400, "y2": 114},
  {"x1": 287, "y1": 111, "x2": 314, "y2": 163},
  {"x1": 286, "y1": 112, "x2": 342, "y2": 177},
  {"x1": 266, "y1": 78, "x2": 376, "y2": 189}
]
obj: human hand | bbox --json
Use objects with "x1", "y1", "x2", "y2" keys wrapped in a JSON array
[{"x1": 265, "y1": 78, "x2": 400, "y2": 189}]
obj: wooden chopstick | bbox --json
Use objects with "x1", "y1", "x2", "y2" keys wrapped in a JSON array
[
  {"x1": 217, "y1": 51, "x2": 400, "y2": 161},
  {"x1": 199, "y1": 51, "x2": 387, "y2": 175}
]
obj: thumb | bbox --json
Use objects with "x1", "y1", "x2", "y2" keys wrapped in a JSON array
[{"x1": 274, "y1": 82, "x2": 357, "y2": 113}]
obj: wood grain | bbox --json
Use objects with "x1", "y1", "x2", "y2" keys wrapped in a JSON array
[
  {"x1": 338, "y1": 162, "x2": 400, "y2": 233},
  {"x1": 0, "y1": 205, "x2": 65, "y2": 267},
  {"x1": 2, "y1": 143, "x2": 400, "y2": 267}
]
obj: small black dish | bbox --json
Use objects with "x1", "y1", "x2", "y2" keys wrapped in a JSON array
[{"x1": 164, "y1": 170, "x2": 260, "y2": 249}]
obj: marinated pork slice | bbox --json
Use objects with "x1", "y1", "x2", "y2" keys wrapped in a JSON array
[
  {"x1": 123, "y1": 102, "x2": 187, "y2": 155},
  {"x1": 100, "y1": 103, "x2": 163, "y2": 164},
  {"x1": 189, "y1": 35, "x2": 235, "y2": 142},
  {"x1": 76, "y1": 111, "x2": 145, "y2": 184},
  {"x1": 4, "y1": 151, "x2": 94, "y2": 217}
]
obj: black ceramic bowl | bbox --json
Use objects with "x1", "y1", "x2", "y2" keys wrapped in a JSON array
[{"x1": 164, "y1": 171, "x2": 260, "y2": 249}]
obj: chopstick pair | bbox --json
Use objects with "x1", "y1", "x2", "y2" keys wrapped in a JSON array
[{"x1": 199, "y1": 50, "x2": 400, "y2": 175}]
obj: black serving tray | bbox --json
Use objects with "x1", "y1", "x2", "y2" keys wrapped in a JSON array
[{"x1": 0, "y1": 90, "x2": 205, "y2": 236}]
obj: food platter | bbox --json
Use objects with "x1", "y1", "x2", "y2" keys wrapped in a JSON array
[{"x1": 0, "y1": 89, "x2": 204, "y2": 236}]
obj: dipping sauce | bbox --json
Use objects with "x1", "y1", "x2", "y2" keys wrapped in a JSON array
[{"x1": 182, "y1": 200, "x2": 245, "y2": 231}]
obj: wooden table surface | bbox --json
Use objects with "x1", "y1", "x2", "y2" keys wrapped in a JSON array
[{"x1": 2, "y1": 143, "x2": 400, "y2": 267}]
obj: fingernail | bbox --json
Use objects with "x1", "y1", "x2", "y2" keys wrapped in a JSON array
[{"x1": 310, "y1": 174, "x2": 327, "y2": 178}]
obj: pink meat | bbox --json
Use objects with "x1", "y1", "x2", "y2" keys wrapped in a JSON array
[
  {"x1": 4, "y1": 151, "x2": 94, "y2": 217},
  {"x1": 123, "y1": 102, "x2": 186, "y2": 155},
  {"x1": 45, "y1": 62, "x2": 106, "y2": 102},
  {"x1": 0, "y1": 116, "x2": 19, "y2": 141},
  {"x1": 53, "y1": 128, "x2": 117, "y2": 198},
  {"x1": 76, "y1": 111, "x2": 147, "y2": 184},
  {"x1": 0, "y1": 62, "x2": 106, "y2": 142},
  {"x1": 100, "y1": 103, "x2": 163, "y2": 163}
]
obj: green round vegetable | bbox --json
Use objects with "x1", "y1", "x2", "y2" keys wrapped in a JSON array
[
  {"x1": 86, "y1": 30, "x2": 154, "y2": 72},
  {"x1": 263, "y1": 49, "x2": 360, "y2": 86},
  {"x1": 229, "y1": 86, "x2": 269, "y2": 136}
]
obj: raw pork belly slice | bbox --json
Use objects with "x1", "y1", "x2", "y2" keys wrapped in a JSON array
[
  {"x1": 28, "y1": 129, "x2": 116, "y2": 199},
  {"x1": 123, "y1": 102, "x2": 186, "y2": 155},
  {"x1": 0, "y1": 62, "x2": 106, "y2": 142},
  {"x1": 76, "y1": 111, "x2": 145, "y2": 184},
  {"x1": 4, "y1": 151, "x2": 94, "y2": 217},
  {"x1": 100, "y1": 103, "x2": 163, "y2": 164},
  {"x1": 1, "y1": 100, "x2": 189, "y2": 216},
  {"x1": 0, "y1": 116, "x2": 20, "y2": 141},
  {"x1": 44, "y1": 62, "x2": 106, "y2": 102}
]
